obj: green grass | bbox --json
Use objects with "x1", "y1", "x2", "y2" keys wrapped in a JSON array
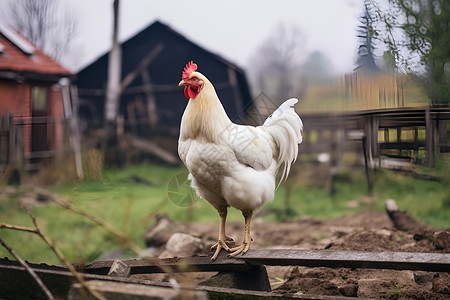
[{"x1": 0, "y1": 162, "x2": 448, "y2": 265}]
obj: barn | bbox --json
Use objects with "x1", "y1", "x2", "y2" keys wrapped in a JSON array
[
  {"x1": 0, "y1": 23, "x2": 73, "y2": 171},
  {"x1": 75, "y1": 21, "x2": 253, "y2": 137}
]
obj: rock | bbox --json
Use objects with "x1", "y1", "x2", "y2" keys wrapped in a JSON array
[
  {"x1": 159, "y1": 233, "x2": 203, "y2": 259},
  {"x1": 107, "y1": 260, "x2": 131, "y2": 278},
  {"x1": 338, "y1": 284, "x2": 358, "y2": 297},
  {"x1": 414, "y1": 271, "x2": 435, "y2": 290},
  {"x1": 144, "y1": 214, "x2": 178, "y2": 248},
  {"x1": 433, "y1": 231, "x2": 450, "y2": 250},
  {"x1": 385, "y1": 199, "x2": 430, "y2": 234},
  {"x1": 385, "y1": 198, "x2": 399, "y2": 212}
]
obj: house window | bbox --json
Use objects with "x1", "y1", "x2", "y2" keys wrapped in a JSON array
[
  {"x1": 31, "y1": 86, "x2": 48, "y2": 152},
  {"x1": 31, "y1": 87, "x2": 48, "y2": 115}
]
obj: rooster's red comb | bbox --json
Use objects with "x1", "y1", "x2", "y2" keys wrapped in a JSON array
[{"x1": 182, "y1": 61, "x2": 198, "y2": 80}]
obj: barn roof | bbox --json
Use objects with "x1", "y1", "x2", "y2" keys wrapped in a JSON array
[
  {"x1": 76, "y1": 20, "x2": 253, "y2": 130},
  {"x1": 0, "y1": 22, "x2": 72, "y2": 79}
]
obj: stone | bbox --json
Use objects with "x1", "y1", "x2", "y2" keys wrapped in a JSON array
[
  {"x1": 338, "y1": 284, "x2": 358, "y2": 297},
  {"x1": 159, "y1": 233, "x2": 203, "y2": 259},
  {"x1": 144, "y1": 214, "x2": 178, "y2": 248},
  {"x1": 414, "y1": 271, "x2": 434, "y2": 290},
  {"x1": 385, "y1": 198, "x2": 399, "y2": 212},
  {"x1": 107, "y1": 260, "x2": 130, "y2": 278},
  {"x1": 433, "y1": 231, "x2": 450, "y2": 250}
]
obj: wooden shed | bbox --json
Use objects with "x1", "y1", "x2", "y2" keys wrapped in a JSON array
[
  {"x1": 0, "y1": 23, "x2": 72, "y2": 171},
  {"x1": 75, "y1": 21, "x2": 253, "y2": 136}
]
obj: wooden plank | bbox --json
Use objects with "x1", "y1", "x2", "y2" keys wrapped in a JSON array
[
  {"x1": 85, "y1": 251, "x2": 250, "y2": 275},
  {"x1": 242, "y1": 249, "x2": 450, "y2": 272},
  {"x1": 84, "y1": 249, "x2": 450, "y2": 274},
  {"x1": 0, "y1": 264, "x2": 366, "y2": 300},
  {"x1": 379, "y1": 141, "x2": 426, "y2": 150},
  {"x1": 120, "y1": 43, "x2": 164, "y2": 92},
  {"x1": 0, "y1": 262, "x2": 128, "y2": 300}
]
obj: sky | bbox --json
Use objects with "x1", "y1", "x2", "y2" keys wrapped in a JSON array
[{"x1": 67, "y1": 0, "x2": 363, "y2": 73}]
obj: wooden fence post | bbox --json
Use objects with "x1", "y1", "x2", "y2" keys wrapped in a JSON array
[{"x1": 425, "y1": 109, "x2": 435, "y2": 167}]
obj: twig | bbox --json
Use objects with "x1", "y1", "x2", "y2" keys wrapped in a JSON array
[
  {"x1": 22, "y1": 206, "x2": 107, "y2": 300},
  {"x1": 0, "y1": 223, "x2": 37, "y2": 233},
  {"x1": 54, "y1": 196, "x2": 141, "y2": 253},
  {"x1": 0, "y1": 237, "x2": 54, "y2": 300},
  {"x1": 29, "y1": 185, "x2": 142, "y2": 254}
]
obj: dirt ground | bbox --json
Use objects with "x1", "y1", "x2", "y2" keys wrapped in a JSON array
[{"x1": 139, "y1": 209, "x2": 450, "y2": 299}]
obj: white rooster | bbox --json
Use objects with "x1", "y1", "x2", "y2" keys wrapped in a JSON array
[{"x1": 178, "y1": 61, "x2": 303, "y2": 260}]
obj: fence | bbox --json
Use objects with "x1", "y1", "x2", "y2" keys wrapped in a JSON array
[
  {"x1": 300, "y1": 107, "x2": 450, "y2": 167},
  {"x1": 0, "y1": 113, "x2": 24, "y2": 174},
  {"x1": 0, "y1": 113, "x2": 71, "y2": 174}
]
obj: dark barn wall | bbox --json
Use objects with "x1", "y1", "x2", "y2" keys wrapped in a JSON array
[{"x1": 76, "y1": 21, "x2": 252, "y2": 136}]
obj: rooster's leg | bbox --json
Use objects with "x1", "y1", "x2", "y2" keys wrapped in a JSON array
[
  {"x1": 210, "y1": 208, "x2": 233, "y2": 261},
  {"x1": 228, "y1": 210, "x2": 252, "y2": 258}
]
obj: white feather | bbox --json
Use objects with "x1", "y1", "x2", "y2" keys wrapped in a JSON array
[{"x1": 261, "y1": 98, "x2": 303, "y2": 184}]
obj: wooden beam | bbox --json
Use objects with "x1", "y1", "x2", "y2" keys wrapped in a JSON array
[
  {"x1": 85, "y1": 251, "x2": 250, "y2": 275},
  {"x1": 425, "y1": 109, "x2": 435, "y2": 166},
  {"x1": 0, "y1": 262, "x2": 359, "y2": 300},
  {"x1": 83, "y1": 249, "x2": 450, "y2": 274},
  {"x1": 140, "y1": 69, "x2": 158, "y2": 128},
  {"x1": 120, "y1": 43, "x2": 164, "y2": 92},
  {"x1": 242, "y1": 249, "x2": 450, "y2": 272},
  {"x1": 129, "y1": 136, "x2": 179, "y2": 164}
]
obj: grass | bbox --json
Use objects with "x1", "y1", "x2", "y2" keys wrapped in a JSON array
[{"x1": 0, "y1": 160, "x2": 449, "y2": 265}]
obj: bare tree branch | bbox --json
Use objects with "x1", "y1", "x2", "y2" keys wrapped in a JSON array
[
  {"x1": 28, "y1": 185, "x2": 142, "y2": 254},
  {"x1": 0, "y1": 208, "x2": 106, "y2": 300},
  {"x1": 3, "y1": 0, "x2": 78, "y2": 66},
  {"x1": 0, "y1": 237, "x2": 55, "y2": 300},
  {"x1": 0, "y1": 223, "x2": 38, "y2": 233},
  {"x1": 23, "y1": 206, "x2": 107, "y2": 300}
]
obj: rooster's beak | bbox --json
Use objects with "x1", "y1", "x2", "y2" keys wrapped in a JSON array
[{"x1": 178, "y1": 80, "x2": 185, "y2": 87}]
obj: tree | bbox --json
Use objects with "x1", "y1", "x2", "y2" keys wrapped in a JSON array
[
  {"x1": 248, "y1": 23, "x2": 307, "y2": 101},
  {"x1": 103, "y1": 0, "x2": 123, "y2": 166},
  {"x1": 355, "y1": 1, "x2": 379, "y2": 73},
  {"x1": 301, "y1": 51, "x2": 335, "y2": 80},
  {"x1": 1, "y1": 0, "x2": 77, "y2": 68},
  {"x1": 372, "y1": 0, "x2": 450, "y2": 104}
]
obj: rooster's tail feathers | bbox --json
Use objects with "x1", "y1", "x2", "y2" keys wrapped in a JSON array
[{"x1": 262, "y1": 98, "x2": 303, "y2": 184}]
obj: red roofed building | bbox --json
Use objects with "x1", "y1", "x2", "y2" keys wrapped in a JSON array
[{"x1": 0, "y1": 22, "x2": 73, "y2": 171}]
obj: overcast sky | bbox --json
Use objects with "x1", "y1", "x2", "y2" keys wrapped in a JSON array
[{"x1": 66, "y1": 0, "x2": 363, "y2": 73}]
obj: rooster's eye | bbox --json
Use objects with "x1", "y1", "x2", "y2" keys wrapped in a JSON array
[{"x1": 192, "y1": 77, "x2": 197, "y2": 81}]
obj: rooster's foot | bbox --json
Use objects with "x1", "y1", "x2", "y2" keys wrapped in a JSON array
[
  {"x1": 228, "y1": 243, "x2": 250, "y2": 258},
  {"x1": 210, "y1": 238, "x2": 233, "y2": 261}
]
